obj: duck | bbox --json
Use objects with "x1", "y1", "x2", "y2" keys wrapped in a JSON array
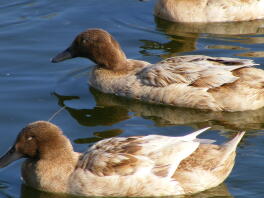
[
  {"x1": 149, "y1": 0, "x2": 264, "y2": 22},
  {"x1": 51, "y1": 29, "x2": 264, "y2": 112},
  {"x1": 0, "y1": 121, "x2": 244, "y2": 196}
]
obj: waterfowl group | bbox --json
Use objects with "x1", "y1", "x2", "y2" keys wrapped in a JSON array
[
  {"x1": 52, "y1": 29, "x2": 264, "y2": 112},
  {"x1": 153, "y1": 0, "x2": 264, "y2": 22},
  {"x1": 0, "y1": 121, "x2": 244, "y2": 196},
  {"x1": 1, "y1": 0, "x2": 263, "y2": 196}
]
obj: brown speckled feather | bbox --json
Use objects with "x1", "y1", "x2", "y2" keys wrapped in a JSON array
[
  {"x1": 76, "y1": 129, "x2": 210, "y2": 178},
  {"x1": 138, "y1": 56, "x2": 257, "y2": 88}
]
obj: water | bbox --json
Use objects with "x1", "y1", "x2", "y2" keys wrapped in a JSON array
[{"x1": 0, "y1": 0, "x2": 264, "y2": 197}]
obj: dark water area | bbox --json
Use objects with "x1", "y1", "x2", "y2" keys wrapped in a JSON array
[{"x1": 0, "y1": 0, "x2": 264, "y2": 197}]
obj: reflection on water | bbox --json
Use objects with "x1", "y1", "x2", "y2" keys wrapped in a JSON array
[
  {"x1": 155, "y1": 17, "x2": 264, "y2": 35},
  {"x1": 53, "y1": 92, "x2": 130, "y2": 127},
  {"x1": 236, "y1": 51, "x2": 264, "y2": 57},
  {"x1": 153, "y1": 17, "x2": 264, "y2": 58},
  {"x1": 187, "y1": 184, "x2": 233, "y2": 198},
  {"x1": 74, "y1": 128, "x2": 123, "y2": 144},
  {"x1": 21, "y1": 184, "x2": 74, "y2": 198},
  {"x1": 0, "y1": 0, "x2": 263, "y2": 197},
  {"x1": 54, "y1": 87, "x2": 264, "y2": 133},
  {"x1": 207, "y1": 45, "x2": 248, "y2": 50},
  {"x1": 20, "y1": 183, "x2": 233, "y2": 198},
  {"x1": 139, "y1": 32, "x2": 198, "y2": 58}
]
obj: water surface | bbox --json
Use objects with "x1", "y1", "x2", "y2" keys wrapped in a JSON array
[{"x1": 0, "y1": 0, "x2": 264, "y2": 197}]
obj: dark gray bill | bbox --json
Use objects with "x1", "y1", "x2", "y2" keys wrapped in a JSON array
[
  {"x1": 0, "y1": 146, "x2": 24, "y2": 168},
  {"x1": 51, "y1": 47, "x2": 75, "y2": 63}
]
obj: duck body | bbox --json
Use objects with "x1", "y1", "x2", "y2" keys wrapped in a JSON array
[
  {"x1": 51, "y1": 29, "x2": 264, "y2": 112},
  {"x1": 89, "y1": 55, "x2": 264, "y2": 112},
  {"x1": 154, "y1": 0, "x2": 264, "y2": 22},
  {"x1": 0, "y1": 121, "x2": 244, "y2": 196}
]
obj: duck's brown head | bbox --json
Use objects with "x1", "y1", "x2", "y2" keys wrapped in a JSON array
[
  {"x1": 51, "y1": 28, "x2": 128, "y2": 71},
  {"x1": 0, "y1": 121, "x2": 71, "y2": 168}
]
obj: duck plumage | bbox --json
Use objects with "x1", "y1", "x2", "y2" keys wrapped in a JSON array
[
  {"x1": 52, "y1": 29, "x2": 264, "y2": 112},
  {"x1": 0, "y1": 121, "x2": 244, "y2": 196},
  {"x1": 153, "y1": 0, "x2": 264, "y2": 22}
]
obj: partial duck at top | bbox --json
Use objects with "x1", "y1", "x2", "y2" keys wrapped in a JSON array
[
  {"x1": 141, "y1": 0, "x2": 264, "y2": 22},
  {"x1": 52, "y1": 29, "x2": 264, "y2": 112}
]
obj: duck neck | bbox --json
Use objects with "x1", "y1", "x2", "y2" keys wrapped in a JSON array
[
  {"x1": 95, "y1": 52, "x2": 129, "y2": 71},
  {"x1": 22, "y1": 137, "x2": 80, "y2": 193},
  {"x1": 38, "y1": 135, "x2": 75, "y2": 161},
  {"x1": 88, "y1": 35, "x2": 129, "y2": 71}
]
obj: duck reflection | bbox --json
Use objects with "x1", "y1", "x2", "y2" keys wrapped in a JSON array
[
  {"x1": 54, "y1": 93, "x2": 130, "y2": 126},
  {"x1": 140, "y1": 18, "x2": 264, "y2": 58},
  {"x1": 20, "y1": 183, "x2": 233, "y2": 198},
  {"x1": 139, "y1": 31, "x2": 198, "y2": 58},
  {"x1": 155, "y1": 17, "x2": 264, "y2": 35},
  {"x1": 20, "y1": 184, "x2": 72, "y2": 198},
  {"x1": 54, "y1": 87, "x2": 264, "y2": 132},
  {"x1": 74, "y1": 128, "x2": 123, "y2": 144}
]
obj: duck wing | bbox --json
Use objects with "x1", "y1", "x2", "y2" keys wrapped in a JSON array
[
  {"x1": 77, "y1": 128, "x2": 211, "y2": 178},
  {"x1": 138, "y1": 55, "x2": 257, "y2": 89}
]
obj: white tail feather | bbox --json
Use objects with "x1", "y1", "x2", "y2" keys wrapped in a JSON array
[
  {"x1": 223, "y1": 132, "x2": 245, "y2": 151},
  {"x1": 220, "y1": 132, "x2": 245, "y2": 162},
  {"x1": 195, "y1": 138, "x2": 216, "y2": 144},
  {"x1": 183, "y1": 127, "x2": 211, "y2": 141}
]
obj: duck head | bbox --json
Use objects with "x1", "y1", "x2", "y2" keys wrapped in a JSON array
[
  {"x1": 51, "y1": 29, "x2": 129, "y2": 71},
  {"x1": 0, "y1": 121, "x2": 70, "y2": 168}
]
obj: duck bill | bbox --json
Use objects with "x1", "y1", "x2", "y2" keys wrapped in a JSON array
[
  {"x1": 51, "y1": 47, "x2": 76, "y2": 63},
  {"x1": 0, "y1": 146, "x2": 24, "y2": 168}
]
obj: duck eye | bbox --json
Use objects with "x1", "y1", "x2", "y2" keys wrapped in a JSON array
[{"x1": 27, "y1": 137, "x2": 33, "y2": 141}]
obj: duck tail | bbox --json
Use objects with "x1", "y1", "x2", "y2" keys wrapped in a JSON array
[
  {"x1": 221, "y1": 131, "x2": 245, "y2": 161},
  {"x1": 182, "y1": 127, "x2": 211, "y2": 141},
  {"x1": 223, "y1": 132, "x2": 245, "y2": 150}
]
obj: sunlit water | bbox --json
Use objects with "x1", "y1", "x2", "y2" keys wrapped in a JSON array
[{"x1": 0, "y1": 0, "x2": 264, "y2": 197}]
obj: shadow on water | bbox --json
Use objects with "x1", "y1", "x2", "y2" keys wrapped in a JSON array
[
  {"x1": 20, "y1": 183, "x2": 233, "y2": 198},
  {"x1": 54, "y1": 87, "x2": 264, "y2": 133}
]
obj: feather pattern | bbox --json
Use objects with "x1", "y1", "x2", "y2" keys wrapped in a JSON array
[
  {"x1": 138, "y1": 56, "x2": 257, "y2": 88},
  {"x1": 7, "y1": 121, "x2": 245, "y2": 197},
  {"x1": 77, "y1": 127, "x2": 212, "y2": 179},
  {"x1": 89, "y1": 55, "x2": 264, "y2": 111},
  {"x1": 68, "y1": 128, "x2": 245, "y2": 196},
  {"x1": 52, "y1": 29, "x2": 264, "y2": 111},
  {"x1": 154, "y1": 0, "x2": 264, "y2": 22}
]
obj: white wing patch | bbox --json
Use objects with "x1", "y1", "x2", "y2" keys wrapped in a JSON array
[{"x1": 77, "y1": 127, "x2": 211, "y2": 179}]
